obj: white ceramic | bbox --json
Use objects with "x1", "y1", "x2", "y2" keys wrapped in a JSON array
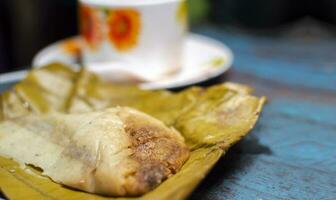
[
  {"x1": 32, "y1": 33, "x2": 233, "y2": 90},
  {"x1": 79, "y1": 0, "x2": 187, "y2": 79}
]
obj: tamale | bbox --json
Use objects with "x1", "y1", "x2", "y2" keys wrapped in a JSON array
[
  {"x1": 0, "y1": 107, "x2": 189, "y2": 196},
  {"x1": 0, "y1": 63, "x2": 265, "y2": 200}
]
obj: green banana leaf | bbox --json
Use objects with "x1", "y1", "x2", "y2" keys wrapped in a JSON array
[{"x1": 0, "y1": 63, "x2": 266, "y2": 200}]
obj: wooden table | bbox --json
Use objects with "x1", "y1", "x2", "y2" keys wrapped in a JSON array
[
  {"x1": 188, "y1": 26, "x2": 336, "y2": 200},
  {"x1": 1, "y1": 26, "x2": 335, "y2": 199}
]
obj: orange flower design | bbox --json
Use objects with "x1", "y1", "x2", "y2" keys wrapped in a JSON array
[
  {"x1": 107, "y1": 9, "x2": 141, "y2": 52},
  {"x1": 79, "y1": 5, "x2": 102, "y2": 49}
]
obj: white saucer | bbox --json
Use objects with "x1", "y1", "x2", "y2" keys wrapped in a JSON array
[{"x1": 33, "y1": 33, "x2": 233, "y2": 90}]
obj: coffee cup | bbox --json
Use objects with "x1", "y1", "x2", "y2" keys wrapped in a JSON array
[{"x1": 79, "y1": 0, "x2": 188, "y2": 80}]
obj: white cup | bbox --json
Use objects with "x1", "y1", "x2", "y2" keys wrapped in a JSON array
[{"x1": 79, "y1": 0, "x2": 188, "y2": 80}]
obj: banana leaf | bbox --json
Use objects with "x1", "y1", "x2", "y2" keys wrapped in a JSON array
[{"x1": 0, "y1": 63, "x2": 266, "y2": 200}]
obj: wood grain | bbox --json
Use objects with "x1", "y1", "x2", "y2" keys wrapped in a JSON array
[{"x1": 188, "y1": 26, "x2": 336, "y2": 200}]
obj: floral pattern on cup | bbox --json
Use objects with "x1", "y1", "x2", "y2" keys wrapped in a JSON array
[
  {"x1": 78, "y1": 0, "x2": 186, "y2": 78},
  {"x1": 107, "y1": 9, "x2": 141, "y2": 52},
  {"x1": 79, "y1": 5, "x2": 103, "y2": 50}
]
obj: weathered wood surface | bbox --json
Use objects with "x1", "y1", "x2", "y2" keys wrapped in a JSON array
[
  {"x1": 1, "y1": 26, "x2": 336, "y2": 199},
  {"x1": 188, "y1": 26, "x2": 336, "y2": 200}
]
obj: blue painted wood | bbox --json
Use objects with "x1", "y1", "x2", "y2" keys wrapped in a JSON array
[
  {"x1": 188, "y1": 26, "x2": 336, "y2": 200},
  {"x1": 0, "y1": 81, "x2": 16, "y2": 92},
  {"x1": 1, "y1": 26, "x2": 336, "y2": 199},
  {"x1": 195, "y1": 26, "x2": 336, "y2": 92},
  {"x1": 189, "y1": 99, "x2": 336, "y2": 199}
]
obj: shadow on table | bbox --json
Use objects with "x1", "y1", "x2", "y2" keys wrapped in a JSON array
[{"x1": 188, "y1": 123, "x2": 272, "y2": 200}]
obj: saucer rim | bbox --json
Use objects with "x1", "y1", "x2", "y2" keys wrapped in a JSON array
[
  {"x1": 80, "y1": 0, "x2": 181, "y2": 7},
  {"x1": 32, "y1": 33, "x2": 233, "y2": 90}
]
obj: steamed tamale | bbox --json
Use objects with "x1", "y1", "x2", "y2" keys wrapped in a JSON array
[
  {"x1": 0, "y1": 64, "x2": 265, "y2": 200},
  {"x1": 0, "y1": 107, "x2": 189, "y2": 196}
]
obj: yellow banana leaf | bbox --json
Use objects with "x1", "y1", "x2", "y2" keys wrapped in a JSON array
[{"x1": 0, "y1": 63, "x2": 266, "y2": 200}]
